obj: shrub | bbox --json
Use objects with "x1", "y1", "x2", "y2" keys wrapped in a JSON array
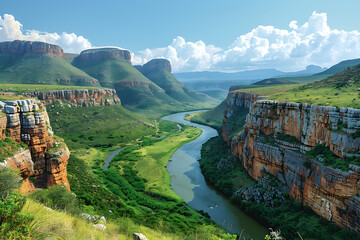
[{"x1": 30, "y1": 184, "x2": 80, "y2": 214}]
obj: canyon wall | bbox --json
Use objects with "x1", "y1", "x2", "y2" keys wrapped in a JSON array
[
  {"x1": 223, "y1": 92, "x2": 360, "y2": 232},
  {"x1": 24, "y1": 89, "x2": 121, "y2": 106},
  {"x1": 0, "y1": 99, "x2": 70, "y2": 192},
  {"x1": 0, "y1": 40, "x2": 63, "y2": 57}
]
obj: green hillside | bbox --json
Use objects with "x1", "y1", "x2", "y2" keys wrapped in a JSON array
[
  {"x1": 0, "y1": 54, "x2": 99, "y2": 86},
  {"x1": 318, "y1": 58, "x2": 360, "y2": 75},
  {"x1": 252, "y1": 74, "x2": 330, "y2": 86},
  {"x1": 198, "y1": 89, "x2": 228, "y2": 100},
  {"x1": 143, "y1": 69, "x2": 218, "y2": 104},
  {"x1": 269, "y1": 64, "x2": 360, "y2": 108},
  {"x1": 74, "y1": 57, "x2": 218, "y2": 118}
]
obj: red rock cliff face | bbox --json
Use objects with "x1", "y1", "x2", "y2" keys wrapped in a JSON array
[
  {"x1": 1, "y1": 99, "x2": 70, "y2": 191},
  {"x1": 138, "y1": 59, "x2": 172, "y2": 73},
  {"x1": 224, "y1": 94, "x2": 360, "y2": 232},
  {"x1": 0, "y1": 40, "x2": 63, "y2": 57},
  {"x1": 25, "y1": 89, "x2": 121, "y2": 107},
  {"x1": 73, "y1": 48, "x2": 131, "y2": 65}
]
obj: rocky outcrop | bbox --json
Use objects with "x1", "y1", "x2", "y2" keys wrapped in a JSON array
[
  {"x1": 0, "y1": 99, "x2": 70, "y2": 191},
  {"x1": 6, "y1": 148, "x2": 35, "y2": 193},
  {"x1": 24, "y1": 89, "x2": 121, "y2": 107},
  {"x1": 224, "y1": 94, "x2": 360, "y2": 232},
  {"x1": 137, "y1": 59, "x2": 172, "y2": 73},
  {"x1": 0, "y1": 40, "x2": 63, "y2": 57},
  {"x1": 73, "y1": 48, "x2": 131, "y2": 65},
  {"x1": 222, "y1": 91, "x2": 263, "y2": 143}
]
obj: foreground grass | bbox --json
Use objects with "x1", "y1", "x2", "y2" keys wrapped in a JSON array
[{"x1": 22, "y1": 199, "x2": 206, "y2": 240}]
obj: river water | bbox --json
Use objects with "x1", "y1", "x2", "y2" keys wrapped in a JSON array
[{"x1": 162, "y1": 111, "x2": 268, "y2": 240}]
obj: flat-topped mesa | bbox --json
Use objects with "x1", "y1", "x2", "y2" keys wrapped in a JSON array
[
  {"x1": 73, "y1": 48, "x2": 131, "y2": 65},
  {"x1": 25, "y1": 89, "x2": 121, "y2": 107},
  {"x1": 0, "y1": 99, "x2": 70, "y2": 192},
  {"x1": 223, "y1": 92, "x2": 360, "y2": 232},
  {"x1": 139, "y1": 59, "x2": 172, "y2": 73},
  {"x1": 0, "y1": 40, "x2": 63, "y2": 57}
]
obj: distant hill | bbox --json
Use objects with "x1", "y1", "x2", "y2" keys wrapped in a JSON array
[
  {"x1": 316, "y1": 58, "x2": 360, "y2": 75},
  {"x1": 0, "y1": 40, "x2": 99, "y2": 86},
  {"x1": 73, "y1": 49, "x2": 218, "y2": 118},
  {"x1": 174, "y1": 69, "x2": 284, "y2": 82},
  {"x1": 274, "y1": 65, "x2": 327, "y2": 78},
  {"x1": 137, "y1": 59, "x2": 216, "y2": 103},
  {"x1": 251, "y1": 59, "x2": 360, "y2": 87}
]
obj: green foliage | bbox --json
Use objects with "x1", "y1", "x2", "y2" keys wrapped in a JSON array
[
  {"x1": 191, "y1": 100, "x2": 227, "y2": 130},
  {"x1": 276, "y1": 134, "x2": 301, "y2": 145},
  {"x1": 0, "y1": 167, "x2": 21, "y2": 196},
  {"x1": 233, "y1": 197, "x2": 356, "y2": 240},
  {"x1": 200, "y1": 136, "x2": 255, "y2": 197},
  {"x1": 269, "y1": 64, "x2": 360, "y2": 108},
  {"x1": 0, "y1": 138, "x2": 28, "y2": 163},
  {"x1": 48, "y1": 104, "x2": 156, "y2": 149},
  {"x1": 306, "y1": 144, "x2": 360, "y2": 171},
  {"x1": 0, "y1": 192, "x2": 35, "y2": 239},
  {"x1": 30, "y1": 185, "x2": 80, "y2": 214}
]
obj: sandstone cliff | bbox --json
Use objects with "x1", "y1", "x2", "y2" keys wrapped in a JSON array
[
  {"x1": 73, "y1": 48, "x2": 131, "y2": 65},
  {"x1": 24, "y1": 89, "x2": 121, "y2": 107},
  {"x1": 136, "y1": 59, "x2": 172, "y2": 73},
  {"x1": 0, "y1": 99, "x2": 70, "y2": 191},
  {"x1": 0, "y1": 40, "x2": 63, "y2": 57},
  {"x1": 222, "y1": 91, "x2": 360, "y2": 232}
]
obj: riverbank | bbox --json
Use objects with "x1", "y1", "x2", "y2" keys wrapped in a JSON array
[{"x1": 163, "y1": 111, "x2": 269, "y2": 240}]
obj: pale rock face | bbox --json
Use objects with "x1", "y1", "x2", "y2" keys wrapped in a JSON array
[
  {"x1": 25, "y1": 89, "x2": 121, "y2": 107},
  {"x1": 133, "y1": 233, "x2": 148, "y2": 240},
  {"x1": 0, "y1": 99, "x2": 70, "y2": 191},
  {"x1": 222, "y1": 91, "x2": 360, "y2": 232}
]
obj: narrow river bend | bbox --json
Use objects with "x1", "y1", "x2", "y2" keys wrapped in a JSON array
[{"x1": 162, "y1": 111, "x2": 268, "y2": 240}]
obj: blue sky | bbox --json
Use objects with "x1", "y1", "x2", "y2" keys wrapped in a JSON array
[{"x1": 1, "y1": 0, "x2": 360, "y2": 72}]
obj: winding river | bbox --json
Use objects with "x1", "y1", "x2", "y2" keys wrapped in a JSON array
[{"x1": 162, "y1": 111, "x2": 268, "y2": 240}]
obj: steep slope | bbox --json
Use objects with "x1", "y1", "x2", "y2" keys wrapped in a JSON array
[
  {"x1": 317, "y1": 58, "x2": 360, "y2": 75},
  {"x1": 137, "y1": 59, "x2": 217, "y2": 103},
  {"x1": 74, "y1": 49, "x2": 218, "y2": 118},
  {"x1": 0, "y1": 40, "x2": 99, "y2": 86},
  {"x1": 72, "y1": 48, "x2": 179, "y2": 111}
]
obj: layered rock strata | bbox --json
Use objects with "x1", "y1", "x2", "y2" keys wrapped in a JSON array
[
  {"x1": 25, "y1": 89, "x2": 121, "y2": 106},
  {"x1": 223, "y1": 93, "x2": 360, "y2": 232},
  {"x1": 73, "y1": 48, "x2": 131, "y2": 65},
  {"x1": 0, "y1": 99, "x2": 70, "y2": 191},
  {"x1": 136, "y1": 59, "x2": 172, "y2": 73},
  {"x1": 0, "y1": 40, "x2": 63, "y2": 56}
]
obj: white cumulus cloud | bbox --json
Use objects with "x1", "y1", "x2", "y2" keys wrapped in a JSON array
[
  {"x1": 0, "y1": 14, "x2": 91, "y2": 53},
  {"x1": 132, "y1": 36, "x2": 222, "y2": 72},
  {"x1": 135, "y1": 11, "x2": 360, "y2": 72}
]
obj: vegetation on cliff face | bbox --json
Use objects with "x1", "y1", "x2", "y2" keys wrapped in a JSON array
[{"x1": 200, "y1": 136, "x2": 357, "y2": 240}]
